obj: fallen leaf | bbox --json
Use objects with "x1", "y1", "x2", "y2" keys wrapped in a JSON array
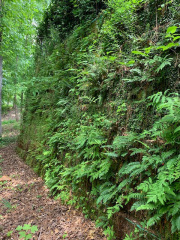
[{"x1": 0, "y1": 176, "x2": 11, "y2": 182}]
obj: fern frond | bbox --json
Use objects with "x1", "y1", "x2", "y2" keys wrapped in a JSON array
[
  {"x1": 136, "y1": 203, "x2": 156, "y2": 211},
  {"x1": 117, "y1": 179, "x2": 130, "y2": 191}
]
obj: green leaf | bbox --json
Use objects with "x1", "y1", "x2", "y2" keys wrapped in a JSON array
[
  {"x1": 25, "y1": 234, "x2": 33, "y2": 240},
  {"x1": 144, "y1": 47, "x2": 151, "y2": 54},
  {"x1": 109, "y1": 56, "x2": 117, "y2": 61},
  {"x1": 19, "y1": 231, "x2": 26, "y2": 238},
  {"x1": 43, "y1": 151, "x2": 51, "y2": 156},
  {"x1": 16, "y1": 226, "x2": 23, "y2": 231},
  {"x1": 157, "y1": 43, "x2": 179, "y2": 51},
  {"x1": 127, "y1": 60, "x2": 135, "y2": 65},
  {"x1": 7, "y1": 231, "x2": 13, "y2": 237},
  {"x1": 161, "y1": 114, "x2": 174, "y2": 123},
  {"x1": 130, "y1": 68, "x2": 142, "y2": 75},
  {"x1": 156, "y1": 59, "x2": 172, "y2": 73},
  {"x1": 23, "y1": 224, "x2": 31, "y2": 231},
  {"x1": 104, "y1": 152, "x2": 118, "y2": 157},
  {"x1": 171, "y1": 215, "x2": 180, "y2": 233},
  {"x1": 132, "y1": 50, "x2": 147, "y2": 57},
  {"x1": 1, "y1": 199, "x2": 13, "y2": 209},
  {"x1": 30, "y1": 225, "x2": 38, "y2": 234},
  {"x1": 174, "y1": 126, "x2": 180, "y2": 133},
  {"x1": 175, "y1": 216, "x2": 180, "y2": 231},
  {"x1": 166, "y1": 26, "x2": 177, "y2": 34},
  {"x1": 173, "y1": 36, "x2": 180, "y2": 41}
]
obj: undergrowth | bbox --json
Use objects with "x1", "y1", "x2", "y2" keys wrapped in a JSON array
[{"x1": 18, "y1": 0, "x2": 180, "y2": 239}]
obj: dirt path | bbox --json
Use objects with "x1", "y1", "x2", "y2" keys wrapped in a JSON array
[{"x1": 0, "y1": 144, "x2": 106, "y2": 240}]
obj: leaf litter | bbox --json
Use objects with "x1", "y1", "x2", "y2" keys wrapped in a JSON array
[{"x1": 0, "y1": 144, "x2": 106, "y2": 240}]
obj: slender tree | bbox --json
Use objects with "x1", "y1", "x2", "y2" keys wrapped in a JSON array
[{"x1": 0, "y1": 0, "x2": 3, "y2": 137}]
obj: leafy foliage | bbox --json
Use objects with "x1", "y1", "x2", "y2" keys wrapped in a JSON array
[
  {"x1": 18, "y1": 0, "x2": 180, "y2": 239},
  {"x1": 16, "y1": 224, "x2": 38, "y2": 240},
  {"x1": 1, "y1": 0, "x2": 49, "y2": 111}
]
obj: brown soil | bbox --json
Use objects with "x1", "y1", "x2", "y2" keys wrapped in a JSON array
[{"x1": 0, "y1": 144, "x2": 106, "y2": 240}]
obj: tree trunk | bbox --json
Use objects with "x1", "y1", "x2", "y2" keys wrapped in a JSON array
[
  {"x1": 14, "y1": 56, "x2": 19, "y2": 122},
  {"x1": 20, "y1": 91, "x2": 23, "y2": 114},
  {"x1": 0, "y1": 0, "x2": 3, "y2": 137},
  {"x1": 13, "y1": 94, "x2": 19, "y2": 122},
  {"x1": 0, "y1": 56, "x2": 2, "y2": 137}
]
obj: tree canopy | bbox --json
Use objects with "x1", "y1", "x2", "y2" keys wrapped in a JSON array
[{"x1": 0, "y1": 0, "x2": 49, "y2": 111}]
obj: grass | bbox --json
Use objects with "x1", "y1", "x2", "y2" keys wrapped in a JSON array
[
  {"x1": 0, "y1": 136, "x2": 18, "y2": 147},
  {"x1": 0, "y1": 119, "x2": 20, "y2": 147},
  {"x1": 2, "y1": 120, "x2": 16, "y2": 125}
]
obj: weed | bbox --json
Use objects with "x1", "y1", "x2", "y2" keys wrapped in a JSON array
[
  {"x1": 123, "y1": 232, "x2": 135, "y2": 240},
  {"x1": 16, "y1": 184, "x2": 23, "y2": 192},
  {"x1": 7, "y1": 230, "x2": 13, "y2": 237},
  {"x1": 16, "y1": 224, "x2": 38, "y2": 240},
  {"x1": 0, "y1": 181, "x2": 7, "y2": 187},
  {"x1": 2, "y1": 120, "x2": 16, "y2": 125},
  {"x1": 36, "y1": 195, "x2": 42, "y2": 199},
  {"x1": 63, "y1": 233, "x2": 68, "y2": 239},
  {"x1": 1, "y1": 199, "x2": 13, "y2": 210},
  {"x1": 0, "y1": 136, "x2": 17, "y2": 147}
]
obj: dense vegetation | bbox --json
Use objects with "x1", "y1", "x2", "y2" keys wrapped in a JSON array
[
  {"x1": 14, "y1": 0, "x2": 180, "y2": 239},
  {"x1": 0, "y1": 0, "x2": 49, "y2": 116}
]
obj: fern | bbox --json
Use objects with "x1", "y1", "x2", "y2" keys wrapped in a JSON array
[
  {"x1": 147, "y1": 214, "x2": 163, "y2": 227},
  {"x1": 122, "y1": 162, "x2": 141, "y2": 175},
  {"x1": 97, "y1": 182, "x2": 116, "y2": 204},
  {"x1": 131, "y1": 202, "x2": 155, "y2": 211},
  {"x1": 171, "y1": 215, "x2": 180, "y2": 233},
  {"x1": 117, "y1": 179, "x2": 130, "y2": 191},
  {"x1": 127, "y1": 192, "x2": 145, "y2": 201},
  {"x1": 155, "y1": 58, "x2": 172, "y2": 73},
  {"x1": 130, "y1": 148, "x2": 148, "y2": 156}
]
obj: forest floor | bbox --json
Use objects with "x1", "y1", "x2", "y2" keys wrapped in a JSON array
[{"x1": 0, "y1": 112, "x2": 106, "y2": 240}]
